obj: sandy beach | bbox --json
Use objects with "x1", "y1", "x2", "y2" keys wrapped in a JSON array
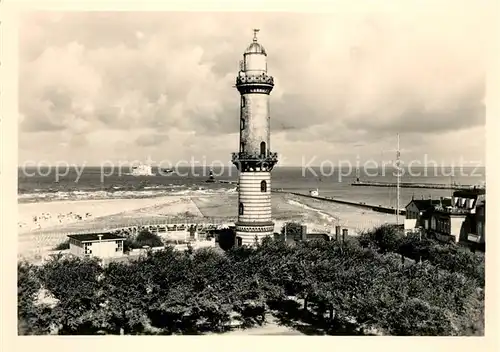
[
  {"x1": 18, "y1": 192, "x2": 395, "y2": 260},
  {"x1": 18, "y1": 196, "x2": 204, "y2": 233}
]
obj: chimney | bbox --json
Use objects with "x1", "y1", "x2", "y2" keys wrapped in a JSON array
[
  {"x1": 342, "y1": 228, "x2": 348, "y2": 243},
  {"x1": 335, "y1": 225, "x2": 341, "y2": 241},
  {"x1": 301, "y1": 225, "x2": 307, "y2": 241}
]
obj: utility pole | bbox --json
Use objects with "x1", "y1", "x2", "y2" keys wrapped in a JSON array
[
  {"x1": 396, "y1": 133, "x2": 401, "y2": 227},
  {"x1": 419, "y1": 229, "x2": 422, "y2": 264}
]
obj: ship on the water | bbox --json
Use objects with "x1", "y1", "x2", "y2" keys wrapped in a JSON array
[
  {"x1": 128, "y1": 164, "x2": 155, "y2": 176},
  {"x1": 160, "y1": 168, "x2": 174, "y2": 175}
]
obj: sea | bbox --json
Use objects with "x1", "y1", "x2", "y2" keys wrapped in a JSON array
[{"x1": 18, "y1": 166, "x2": 485, "y2": 208}]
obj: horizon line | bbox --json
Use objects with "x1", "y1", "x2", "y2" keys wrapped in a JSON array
[{"x1": 17, "y1": 164, "x2": 486, "y2": 168}]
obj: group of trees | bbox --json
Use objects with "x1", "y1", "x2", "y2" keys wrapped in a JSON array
[
  {"x1": 123, "y1": 230, "x2": 165, "y2": 252},
  {"x1": 19, "y1": 224, "x2": 484, "y2": 336},
  {"x1": 358, "y1": 224, "x2": 485, "y2": 287}
]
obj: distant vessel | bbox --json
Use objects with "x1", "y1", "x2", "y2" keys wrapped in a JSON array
[
  {"x1": 161, "y1": 168, "x2": 174, "y2": 175},
  {"x1": 129, "y1": 164, "x2": 155, "y2": 176}
]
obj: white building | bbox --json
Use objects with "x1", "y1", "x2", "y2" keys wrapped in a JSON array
[{"x1": 67, "y1": 233, "x2": 126, "y2": 259}]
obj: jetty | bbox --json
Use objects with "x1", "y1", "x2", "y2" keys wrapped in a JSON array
[
  {"x1": 273, "y1": 189, "x2": 405, "y2": 216},
  {"x1": 351, "y1": 181, "x2": 476, "y2": 190}
]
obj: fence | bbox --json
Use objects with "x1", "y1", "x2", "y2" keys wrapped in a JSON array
[
  {"x1": 24, "y1": 214, "x2": 392, "y2": 261},
  {"x1": 25, "y1": 217, "x2": 234, "y2": 257}
]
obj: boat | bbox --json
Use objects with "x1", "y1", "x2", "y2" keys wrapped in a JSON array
[
  {"x1": 160, "y1": 168, "x2": 174, "y2": 175},
  {"x1": 128, "y1": 164, "x2": 155, "y2": 176}
]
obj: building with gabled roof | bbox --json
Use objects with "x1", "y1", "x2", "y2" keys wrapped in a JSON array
[
  {"x1": 404, "y1": 188, "x2": 486, "y2": 247},
  {"x1": 404, "y1": 197, "x2": 452, "y2": 233}
]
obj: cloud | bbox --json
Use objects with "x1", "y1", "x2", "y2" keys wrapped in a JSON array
[
  {"x1": 18, "y1": 6, "x2": 488, "y2": 164},
  {"x1": 135, "y1": 133, "x2": 169, "y2": 147}
]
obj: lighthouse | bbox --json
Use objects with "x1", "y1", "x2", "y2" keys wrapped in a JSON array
[{"x1": 232, "y1": 29, "x2": 278, "y2": 246}]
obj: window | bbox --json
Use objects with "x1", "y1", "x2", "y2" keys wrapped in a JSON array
[
  {"x1": 241, "y1": 97, "x2": 245, "y2": 107},
  {"x1": 260, "y1": 180, "x2": 267, "y2": 192},
  {"x1": 240, "y1": 142, "x2": 245, "y2": 153},
  {"x1": 260, "y1": 141, "x2": 266, "y2": 156},
  {"x1": 84, "y1": 242, "x2": 92, "y2": 255},
  {"x1": 116, "y1": 240, "x2": 123, "y2": 252},
  {"x1": 240, "y1": 118, "x2": 245, "y2": 130},
  {"x1": 239, "y1": 202, "x2": 244, "y2": 215}
]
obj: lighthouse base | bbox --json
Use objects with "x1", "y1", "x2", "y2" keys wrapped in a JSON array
[{"x1": 234, "y1": 221, "x2": 275, "y2": 246}]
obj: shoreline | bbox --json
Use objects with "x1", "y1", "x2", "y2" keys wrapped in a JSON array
[
  {"x1": 18, "y1": 192, "x2": 395, "y2": 260},
  {"x1": 18, "y1": 186, "x2": 238, "y2": 204}
]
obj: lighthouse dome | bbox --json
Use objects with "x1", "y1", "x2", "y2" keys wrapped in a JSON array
[{"x1": 245, "y1": 41, "x2": 267, "y2": 55}]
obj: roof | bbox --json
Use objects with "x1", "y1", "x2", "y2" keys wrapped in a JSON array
[
  {"x1": 453, "y1": 188, "x2": 486, "y2": 198},
  {"x1": 431, "y1": 209, "x2": 469, "y2": 217},
  {"x1": 407, "y1": 198, "x2": 452, "y2": 211},
  {"x1": 245, "y1": 41, "x2": 266, "y2": 55},
  {"x1": 67, "y1": 233, "x2": 126, "y2": 242},
  {"x1": 306, "y1": 233, "x2": 331, "y2": 240}
]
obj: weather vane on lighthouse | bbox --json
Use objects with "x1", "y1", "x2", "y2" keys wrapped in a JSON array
[{"x1": 253, "y1": 28, "x2": 260, "y2": 41}]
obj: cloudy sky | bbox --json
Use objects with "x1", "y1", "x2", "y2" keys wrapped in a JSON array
[{"x1": 18, "y1": 4, "x2": 488, "y2": 167}]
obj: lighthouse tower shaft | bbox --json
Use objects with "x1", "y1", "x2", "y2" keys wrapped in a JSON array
[{"x1": 232, "y1": 30, "x2": 278, "y2": 246}]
